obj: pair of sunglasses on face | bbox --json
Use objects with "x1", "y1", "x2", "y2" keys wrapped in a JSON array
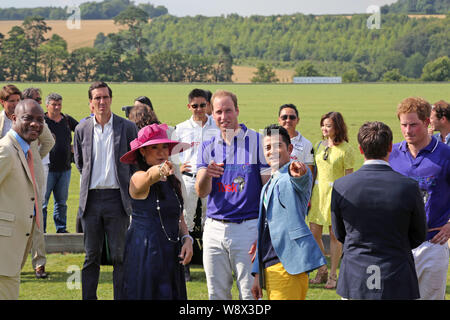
[
  {"x1": 190, "y1": 103, "x2": 207, "y2": 109},
  {"x1": 280, "y1": 115, "x2": 297, "y2": 121}
]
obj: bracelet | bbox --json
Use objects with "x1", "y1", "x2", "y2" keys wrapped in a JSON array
[
  {"x1": 181, "y1": 234, "x2": 193, "y2": 244},
  {"x1": 158, "y1": 161, "x2": 168, "y2": 179}
]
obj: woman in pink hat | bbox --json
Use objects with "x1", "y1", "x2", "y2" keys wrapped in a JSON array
[{"x1": 119, "y1": 123, "x2": 193, "y2": 300}]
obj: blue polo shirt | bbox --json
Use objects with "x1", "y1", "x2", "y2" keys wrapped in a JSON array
[
  {"x1": 197, "y1": 124, "x2": 270, "y2": 222},
  {"x1": 389, "y1": 136, "x2": 450, "y2": 241}
]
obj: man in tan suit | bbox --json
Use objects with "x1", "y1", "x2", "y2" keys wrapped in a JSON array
[
  {"x1": 0, "y1": 85, "x2": 54, "y2": 279},
  {"x1": 0, "y1": 100, "x2": 46, "y2": 299},
  {"x1": 22, "y1": 87, "x2": 55, "y2": 278}
]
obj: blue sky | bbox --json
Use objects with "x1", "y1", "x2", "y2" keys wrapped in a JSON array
[{"x1": 0, "y1": 0, "x2": 398, "y2": 16}]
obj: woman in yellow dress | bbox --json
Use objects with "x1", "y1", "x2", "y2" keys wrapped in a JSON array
[{"x1": 308, "y1": 111, "x2": 354, "y2": 289}]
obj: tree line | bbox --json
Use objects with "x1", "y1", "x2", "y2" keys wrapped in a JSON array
[
  {"x1": 95, "y1": 12, "x2": 449, "y2": 82},
  {"x1": 381, "y1": 0, "x2": 450, "y2": 14},
  {"x1": 0, "y1": 13, "x2": 448, "y2": 83},
  {"x1": 0, "y1": 0, "x2": 168, "y2": 20},
  {"x1": 0, "y1": 14, "x2": 233, "y2": 83}
]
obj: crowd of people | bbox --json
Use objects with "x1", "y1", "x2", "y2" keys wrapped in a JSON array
[{"x1": 0, "y1": 81, "x2": 448, "y2": 301}]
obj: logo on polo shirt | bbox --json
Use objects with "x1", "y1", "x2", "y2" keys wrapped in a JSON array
[
  {"x1": 217, "y1": 182, "x2": 238, "y2": 192},
  {"x1": 216, "y1": 176, "x2": 245, "y2": 193},
  {"x1": 234, "y1": 176, "x2": 245, "y2": 191}
]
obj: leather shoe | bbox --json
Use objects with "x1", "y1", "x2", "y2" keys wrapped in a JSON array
[{"x1": 35, "y1": 266, "x2": 48, "y2": 279}]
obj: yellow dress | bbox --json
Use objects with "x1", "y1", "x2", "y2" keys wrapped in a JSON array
[{"x1": 307, "y1": 141, "x2": 354, "y2": 227}]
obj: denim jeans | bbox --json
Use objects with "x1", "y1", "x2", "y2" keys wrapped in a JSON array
[{"x1": 43, "y1": 169, "x2": 71, "y2": 233}]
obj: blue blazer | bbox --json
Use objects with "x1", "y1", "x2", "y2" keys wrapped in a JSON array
[
  {"x1": 331, "y1": 164, "x2": 427, "y2": 299},
  {"x1": 252, "y1": 162, "x2": 326, "y2": 282}
]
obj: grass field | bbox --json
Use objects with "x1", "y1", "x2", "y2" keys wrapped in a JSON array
[
  {"x1": 18, "y1": 253, "x2": 337, "y2": 300},
  {"x1": 1, "y1": 81, "x2": 448, "y2": 299},
  {"x1": 17, "y1": 253, "x2": 450, "y2": 300}
]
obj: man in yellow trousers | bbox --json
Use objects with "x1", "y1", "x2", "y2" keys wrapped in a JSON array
[{"x1": 251, "y1": 124, "x2": 326, "y2": 300}]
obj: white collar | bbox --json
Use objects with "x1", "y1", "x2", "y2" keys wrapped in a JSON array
[
  {"x1": 93, "y1": 113, "x2": 113, "y2": 128},
  {"x1": 363, "y1": 159, "x2": 390, "y2": 167},
  {"x1": 189, "y1": 115, "x2": 210, "y2": 128},
  {"x1": 291, "y1": 131, "x2": 302, "y2": 141}
]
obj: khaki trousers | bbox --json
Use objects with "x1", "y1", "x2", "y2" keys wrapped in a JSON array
[
  {"x1": 0, "y1": 272, "x2": 20, "y2": 300},
  {"x1": 31, "y1": 163, "x2": 47, "y2": 270},
  {"x1": 0, "y1": 220, "x2": 35, "y2": 300}
]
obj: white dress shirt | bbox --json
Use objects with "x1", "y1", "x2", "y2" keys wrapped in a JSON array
[
  {"x1": 290, "y1": 131, "x2": 314, "y2": 165},
  {"x1": 1, "y1": 110, "x2": 12, "y2": 138},
  {"x1": 174, "y1": 115, "x2": 219, "y2": 173},
  {"x1": 89, "y1": 115, "x2": 120, "y2": 190}
]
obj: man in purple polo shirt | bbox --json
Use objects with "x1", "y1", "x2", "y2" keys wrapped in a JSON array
[
  {"x1": 389, "y1": 97, "x2": 450, "y2": 300},
  {"x1": 196, "y1": 90, "x2": 270, "y2": 300}
]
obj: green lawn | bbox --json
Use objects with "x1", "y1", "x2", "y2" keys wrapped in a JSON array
[
  {"x1": 1, "y1": 81, "x2": 448, "y2": 299},
  {"x1": 18, "y1": 253, "x2": 450, "y2": 300}
]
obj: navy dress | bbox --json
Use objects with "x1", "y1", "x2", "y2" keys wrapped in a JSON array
[{"x1": 121, "y1": 180, "x2": 187, "y2": 300}]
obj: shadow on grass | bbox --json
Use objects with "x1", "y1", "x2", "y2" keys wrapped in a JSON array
[
  {"x1": 20, "y1": 271, "x2": 113, "y2": 284},
  {"x1": 188, "y1": 264, "x2": 206, "y2": 283}
]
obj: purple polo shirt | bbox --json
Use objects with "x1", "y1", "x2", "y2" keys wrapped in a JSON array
[
  {"x1": 197, "y1": 124, "x2": 270, "y2": 222},
  {"x1": 389, "y1": 136, "x2": 450, "y2": 241}
]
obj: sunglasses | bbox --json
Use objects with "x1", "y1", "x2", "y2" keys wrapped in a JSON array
[
  {"x1": 34, "y1": 97, "x2": 42, "y2": 103},
  {"x1": 191, "y1": 103, "x2": 207, "y2": 109},
  {"x1": 280, "y1": 115, "x2": 297, "y2": 121},
  {"x1": 323, "y1": 146, "x2": 330, "y2": 161}
]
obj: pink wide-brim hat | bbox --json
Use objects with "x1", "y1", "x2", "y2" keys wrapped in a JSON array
[{"x1": 120, "y1": 123, "x2": 191, "y2": 164}]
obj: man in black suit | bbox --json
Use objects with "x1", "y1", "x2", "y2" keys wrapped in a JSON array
[
  {"x1": 74, "y1": 81, "x2": 137, "y2": 300},
  {"x1": 331, "y1": 121, "x2": 427, "y2": 300}
]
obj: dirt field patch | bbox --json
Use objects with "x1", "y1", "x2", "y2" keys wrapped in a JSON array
[
  {"x1": 0, "y1": 19, "x2": 122, "y2": 51},
  {"x1": 233, "y1": 66, "x2": 295, "y2": 83}
]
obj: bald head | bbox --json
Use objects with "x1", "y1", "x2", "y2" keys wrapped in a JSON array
[{"x1": 12, "y1": 99, "x2": 45, "y2": 144}]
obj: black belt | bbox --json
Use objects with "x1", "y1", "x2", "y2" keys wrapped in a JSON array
[
  {"x1": 182, "y1": 172, "x2": 197, "y2": 178},
  {"x1": 88, "y1": 188, "x2": 120, "y2": 194},
  {"x1": 210, "y1": 217, "x2": 257, "y2": 224}
]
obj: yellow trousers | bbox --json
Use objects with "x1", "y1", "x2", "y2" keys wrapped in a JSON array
[{"x1": 264, "y1": 262, "x2": 308, "y2": 300}]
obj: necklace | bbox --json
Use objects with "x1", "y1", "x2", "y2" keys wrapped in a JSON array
[{"x1": 155, "y1": 182, "x2": 182, "y2": 243}]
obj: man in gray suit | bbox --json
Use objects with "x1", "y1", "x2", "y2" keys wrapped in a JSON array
[
  {"x1": 331, "y1": 121, "x2": 427, "y2": 299},
  {"x1": 74, "y1": 81, "x2": 137, "y2": 300}
]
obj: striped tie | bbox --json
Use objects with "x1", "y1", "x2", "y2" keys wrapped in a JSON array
[{"x1": 27, "y1": 149, "x2": 40, "y2": 229}]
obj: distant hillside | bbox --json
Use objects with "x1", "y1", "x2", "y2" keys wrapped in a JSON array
[
  {"x1": 0, "y1": 20, "x2": 122, "y2": 51},
  {"x1": 0, "y1": 0, "x2": 168, "y2": 20},
  {"x1": 93, "y1": 13, "x2": 449, "y2": 81},
  {"x1": 382, "y1": 0, "x2": 450, "y2": 14}
]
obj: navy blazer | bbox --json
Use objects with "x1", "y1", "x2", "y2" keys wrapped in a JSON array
[
  {"x1": 331, "y1": 164, "x2": 427, "y2": 300},
  {"x1": 74, "y1": 114, "x2": 138, "y2": 217},
  {"x1": 252, "y1": 162, "x2": 326, "y2": 284}
]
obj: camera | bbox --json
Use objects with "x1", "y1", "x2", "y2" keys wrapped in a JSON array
[{"x1": 122, "y1": 106, "x2": 134, "y2": 119}]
